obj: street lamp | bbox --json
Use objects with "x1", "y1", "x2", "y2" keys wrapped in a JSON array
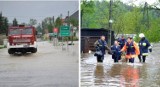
[
  {"x1": 108, "y1": 0, "x2": 113, "y2": 46},
  {"x1": 109, "y1": 19, "x2": 113, "y2": 46},
  {"x1": 109, "y1": 19, "x2": 113, "y2": 24}
]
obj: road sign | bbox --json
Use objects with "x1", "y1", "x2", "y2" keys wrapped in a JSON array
[
  {"x1": 60, "y1": 26, "x2": 70, "y2": 36},
  {"x1": 53, "y1": 28, "x2": 58, "y2": 33}
]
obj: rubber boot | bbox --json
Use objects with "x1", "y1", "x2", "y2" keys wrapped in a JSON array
[
  {"x1": 142, "y1": 56, "x2": 146, "y2": 63},
  {"x1": 138, "y1": 55, "x2": 141, "y2": 62},
  {"x1": 129, "y1": 58, "x2": 134, "y2": 63}
]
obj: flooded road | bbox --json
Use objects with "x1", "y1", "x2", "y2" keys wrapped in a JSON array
[
  {"x1": 0, "y1": 41, "x2": 78, "y2": 87},
  {"x1": 81, "y1": 43, "x2": 160, "y2": 87}
]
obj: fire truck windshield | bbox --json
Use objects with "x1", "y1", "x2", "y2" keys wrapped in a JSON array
[
  {"x1": 22, "y1": 28, "x2": 32, "y2": 34},
  {"x1": 9, "y1": 28, "x2": 33, "y2": 35},
  {"x1": 9, "y1": 29, "x2": 21, "y2": 35}
]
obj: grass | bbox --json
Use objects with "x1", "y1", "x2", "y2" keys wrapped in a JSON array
[{"x1": 0, "y1": 45, "x2": 5, "y2": 49}]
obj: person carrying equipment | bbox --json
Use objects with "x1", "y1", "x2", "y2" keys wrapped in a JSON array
[{"x1": 94, "y1": 35, "x2": 112, "y2": 62}]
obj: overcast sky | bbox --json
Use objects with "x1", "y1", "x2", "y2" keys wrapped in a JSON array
[
  {"x1": 121, "y1": 0, "x2": 159, "y2": 6},
  {"x1": 0, "y1": 1, "x2": 79, "y2": 24},
  {"x1": 0, "y1": 0, "x2": 159, "y2": 24}
]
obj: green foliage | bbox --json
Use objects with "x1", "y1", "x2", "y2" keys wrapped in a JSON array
[
  {"x1": 81, "y1": 0, "x2": 160, "y2": 42},
  {"x1": 29, "y1": 19, "x2": 37, "y2": 26},
  {"x1": 69, "y1": 18, "x2": 78, "y2": 27},
  {"x1": 63, "y1": 36, "x2": 78, "y2": 41},
  {"x1": 36, "y1": 23, "x2": 42, "y2": 33},
  {"x1": 42, "y1": 17, "x2": 54, "y2": 33},
  {"x1": 55, "y1": 17, "x2": 62, "y2": 29},
  {"x1": 81, "y1": 0, "x2": 96, "y2": 28},
  {"x1": 0, "y1": 12, "x2": 9, "y2": 35},
  {"x1": 3, "y1": 17, "x2": 8, "y2": 35}
]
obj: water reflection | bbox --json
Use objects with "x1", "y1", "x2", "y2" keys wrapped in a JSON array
[
  {"x1": 121, "y1": 65, "x2": 140, "y2": 87},
  {"x1": 94, "y1": 64, "x2": 105, "y2": 86},
  {"x1": 109, "y1": 64, "x2": 122, "y2": 77},
  {"x1": 81, "y1": 47, "x2": 160, "y2": 87},
  {"x1": 93, "y1": 63, "x2": 140, "y2": 87}
]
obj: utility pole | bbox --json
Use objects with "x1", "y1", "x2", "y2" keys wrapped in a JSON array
[
  {"x1": 52, "y1": 16, "x2": 54, "y2": 27},
  {"x1": 81, "y1": 10, "x2": 83, "y2": 28},
  {"x1": 108, "y1": 0, "x2": 113, "y2": 46},
  {"x1": 143, "y1": 2, "x2": 150, "y2": 29},
  {"x1": 60, "y1": 14, "x2": 62, "y2": 22},
  {"x1": 67, "y1": 11, "x2": 69, "y2": 49},
  {"x1": 60, "y1": 13, "x2": 64, "y2": 50},
  {"x1": 67, "y1": 11, "x2": 70, "y2": 26}
]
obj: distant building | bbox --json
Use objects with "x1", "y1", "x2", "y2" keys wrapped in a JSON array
[
  {"x1": 64, "y1": 10, "x2": 79, "y2": 38},
  {"x1": 64, "y1": 10, "x2": 79, "y2": 26},
  {"x1": 69, "y1": 10, "x2": 79, "y2": 21}
]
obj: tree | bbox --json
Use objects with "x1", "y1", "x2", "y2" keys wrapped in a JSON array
[
  {"x1": 3, "y1": 17, "x2": 8, "y2": 35},
  {"x1": 29, "y1": 19, "x2": 37, "y2": 26},
  {"x1": 36, "y1": 23, "x2": 42, "y2": 33},
  {"x1": 81, "y1": 0, "x2": 160, "y2": 42},
  {"x1": 0, "y1": 12, "x2": 3, "y2": 34},
  {"x1": 55, "y1": 17, "x2": 62, "y2": 29},
  {"x1": 69, "y1": 18, "x2": 78, "y2": 27},
  {"x1": 81, "y1": 0, "x2": 95, "y2": 28},
  {"x1": 41, "y1": 17, "x2": 54, "y2": 33},
  {"x1": 47, "y1": 17, "x2": 53, "y2": 33},
  {"x1": 13, "y1": 18, "x2": 18, "y2": 26},
  {"x1": 0, "y1": 12, "x2": 9, "y2": 34}
]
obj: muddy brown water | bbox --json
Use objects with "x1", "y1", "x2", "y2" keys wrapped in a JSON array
[
  {"x1": 81, "y1": 43, "x2": 160, "y2": 87},
  {"x1": 0, "y1": 41, "x2": 78, "y2": 87}
]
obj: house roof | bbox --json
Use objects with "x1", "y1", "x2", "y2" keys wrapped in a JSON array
[{"x1": 64, "y1": 10, "x2": 79, "y2": 22}]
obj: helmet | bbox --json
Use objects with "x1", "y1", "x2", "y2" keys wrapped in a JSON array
[{"x1": 139, "y1": 33, "x2": 145, "y2": 38}]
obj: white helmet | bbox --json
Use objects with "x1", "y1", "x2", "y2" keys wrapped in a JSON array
[{"x1": 139, "y1": 33, "x2": 145, "y2": 38}]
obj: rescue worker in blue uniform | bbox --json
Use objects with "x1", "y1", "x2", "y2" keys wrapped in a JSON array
[
  {"x1": 111, "y1": 40, "x2": 121, "y2": 63},
  {"x1": 94, "y1": 35, "x2": 112, "y2": 62},
  {"x1": 138, "y1": 33, "x2": 151, "y2": 63},
  {"x1": 118, "y1": 35, "x2": 127, "y2": 49},
  {"x1": 118, "y1": 35, "x2": 127, "y2": 60}
]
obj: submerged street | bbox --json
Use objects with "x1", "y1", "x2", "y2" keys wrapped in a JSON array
[
  {"x1": 81, "y1": 43, "x2": 160, "y2": 87},
  {"x1": 0, "y1": 41, "x2": 78, "y2": 87}
]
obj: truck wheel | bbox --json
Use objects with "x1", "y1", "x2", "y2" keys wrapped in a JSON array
[
  {"x1": 32, "y1": 48, "x2": 37, "y2": 53},
  {"x1": 21, "y1": 50, "x2": 26, "y2": 54},
  {"x1": 8, "y1": 49, "x2": 14, "y2": 54}
]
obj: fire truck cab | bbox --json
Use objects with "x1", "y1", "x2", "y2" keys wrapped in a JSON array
[{"x1": 7, "y1": 25, "x2": 37, "y2": 54}]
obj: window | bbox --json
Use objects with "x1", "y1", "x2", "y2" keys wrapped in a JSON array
[
  {"x1": 9, "y1": 29, "x2": 21, "y2": 35},
  {"x1": 9, "y1": 28, "x2": 33, "y2": 35},
  {"x1": 22, "y1": 28, "x2": 33, "y2": 34}
]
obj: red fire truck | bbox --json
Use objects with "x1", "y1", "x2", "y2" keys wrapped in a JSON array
[{"x1": 7, "y1": 25, "x2": 37, "y2": 54}]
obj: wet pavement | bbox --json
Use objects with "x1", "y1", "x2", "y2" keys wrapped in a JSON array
[
  {"x1": 81, "y1": 43, "x2": 160, "y2": 87},
  {"x1": 0, "y1": 40, "x2": 78, "y2": 87}
]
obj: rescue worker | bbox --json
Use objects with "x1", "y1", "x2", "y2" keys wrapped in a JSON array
[
  {"x1": 138, "y1": 33, "x2": 151, "y2": 63},
  {"x1": 118, "y1": 35, "x2": 127, "y2": 61},
  {"x1": 111, "y1": 40, "x2": 121, "y2": 63},
  {"x1": 118, "y1": 35, "x2": 126, "y2": 49},
  {"x1": 94, "y1": 35, "x2": 112, "y2": 62},
  {"x1": 121, "y1": 37, "x2": 140, "y2": 63}
]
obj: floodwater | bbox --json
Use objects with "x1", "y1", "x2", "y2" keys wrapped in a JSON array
[
  {"x1": 0, "y1": 41, "x2": 78, "y2": 87},
  {"x1": 81, "y1": 43, "x2": 160, "y2": 87}
]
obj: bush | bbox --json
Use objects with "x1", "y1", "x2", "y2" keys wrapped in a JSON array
[
  {"x1": 63, "y1": 36, "x2": 78, "y2": 41},
  {"x1": 0, "y1": 35, "x2": 7, "y2": 45}
]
